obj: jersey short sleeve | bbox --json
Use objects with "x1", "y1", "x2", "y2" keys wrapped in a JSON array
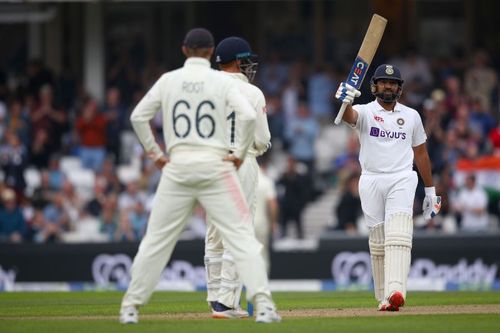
[{"x1": 412, "y1": 111, "x2": 427, "y2": 147}]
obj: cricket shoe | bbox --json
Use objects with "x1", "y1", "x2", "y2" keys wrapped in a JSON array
[
  {"x1": 378, "y1": 300, "x2": 399, "y2": 312},
  {"x1": 378, "y1": 291, "x2": 405, "y2": 312},
  {"x1": 255, "y1": 305, "x2": 281, "y2": 323},
  {"x1": 210, "y1": 301, "x2": 249, "y2": 319},
  {"x1": 119, "y1": 305, "x2": 138, "y2": 324}
]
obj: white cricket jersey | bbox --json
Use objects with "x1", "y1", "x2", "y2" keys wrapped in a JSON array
[
  {"x1": 130, "y1": 57, "x2": 256, "y2": 161},
  {"x1": 353, "y1": 100, "x2": 427, "y2": 174},
  {"x1": 222, "y1": 72, "x2": 271, "y2": 156}
]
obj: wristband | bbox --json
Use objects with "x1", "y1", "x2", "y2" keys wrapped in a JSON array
[{"x1": 424, "y1": 186, "x2": 436, "y2": 196}]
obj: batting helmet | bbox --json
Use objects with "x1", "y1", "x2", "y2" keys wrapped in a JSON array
[
  {"x1": 370, "y1": 64, "x2": 404, "y2": 103},
  {"x1": 215, "y1": 37, "x2": 258, "y2": 82}
]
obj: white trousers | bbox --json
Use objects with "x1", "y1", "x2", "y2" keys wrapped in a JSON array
[
  {"x1": 122, "y1": 154, "x2": 270, "y2": 308},
  {"x1": 359, "y1": 170, "x2": 418, "y2": 227},
  {"x1": 205, "y1": 155, "x2": 259, "y2": 302}
]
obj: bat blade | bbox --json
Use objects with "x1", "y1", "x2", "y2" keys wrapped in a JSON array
[{"x1": 334, "y1": 14, "x2": 387, "y2": 125}]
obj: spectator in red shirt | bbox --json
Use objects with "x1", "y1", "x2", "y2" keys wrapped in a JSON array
[{"x1": 75, "y1": 98, "x2": 107, "y2": 172}]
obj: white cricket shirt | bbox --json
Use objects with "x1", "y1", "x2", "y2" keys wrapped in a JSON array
[
  {"x1": 352, "y1": 100, "x2": 427, "y2": 174},
  {"x1": 130, "y1": 57, "x2": 256, "y2": 161},
  {"x1": 222, "y1": 72, "x2": 271, "y2": 156}
]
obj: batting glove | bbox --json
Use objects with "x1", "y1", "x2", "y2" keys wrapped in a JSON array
[
  {"x1": 335, "y1": 82, "x2": 361, "y2": 105},
  {"x1": 422, "y1": 186, "x2": 442, "y2": 220}
]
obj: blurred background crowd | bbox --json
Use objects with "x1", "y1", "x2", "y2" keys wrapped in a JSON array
[{"x1": 0, "y1": 1, "x2": 498, "y2": 244}]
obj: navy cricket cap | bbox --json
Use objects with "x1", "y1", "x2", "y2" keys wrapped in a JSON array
[
  {"x1": 183, "y1": 28, "x2": 214, "y2": 49},
  {"x1": 371, "y1": 64, "x2": 404, "y2": 84},
  {"x1": 215, "y1": 37, "x2": 257, "y2": 64}
]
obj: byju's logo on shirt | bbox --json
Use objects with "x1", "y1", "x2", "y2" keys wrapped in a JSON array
[{"x1": 369, "y1": 127, "x2": 406, "y2": 140}]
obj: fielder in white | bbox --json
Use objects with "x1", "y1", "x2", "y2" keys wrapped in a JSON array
[
  {"x1": 119, "y1": 28, "x2": 280, "y2": 324},
  {"x1": 204, "y1": 36, "x2": 272, "y2": 319},
  {"x1": 335, "y1": 64, "x2": 441, "y2": 311}
]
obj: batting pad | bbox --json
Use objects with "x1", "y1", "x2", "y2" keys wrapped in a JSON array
[
  {"x1": 369, "y1": 223, "x2": 385, "y2": 302},
  {"x1": 219, "y1": 252, "x2": 243, "y2": 308},
  {"x1": 204, "y1": 253, "x2": 222, "y2": 302},
  {"x1": 384, "y1": 212, "x2": 413, "y2": 300}
]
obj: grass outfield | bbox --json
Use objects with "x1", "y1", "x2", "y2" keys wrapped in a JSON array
[{"x1": 1, "y1": 291, "x2": 499, "y2": 333}]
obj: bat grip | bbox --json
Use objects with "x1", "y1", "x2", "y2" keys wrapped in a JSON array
[{"x1": 334, "y1": 102, "x2": 348, "y2": 125}]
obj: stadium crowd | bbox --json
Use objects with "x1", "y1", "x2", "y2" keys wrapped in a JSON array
[{"x1": 0, "y1": 46, "x2": 498, "y2": 243}]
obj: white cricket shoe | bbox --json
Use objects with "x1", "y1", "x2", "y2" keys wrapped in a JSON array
[
  {"x1": 210, "y1": 301, "x2": 249, "y2": 319},
  {"x1": 119, "y1": 305, "x2": 138, "y2": 324},
  {"x1": 212, "y1": 307, "x2": 249, "y2": 319},
  {"x1": 255, "y1": 305, "x2": 281, "y2": 323}
]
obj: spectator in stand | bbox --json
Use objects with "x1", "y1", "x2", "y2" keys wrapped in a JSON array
[
  {"x1": 31, "y1": 170, "x2": 56, "y2": 210},
  {"x1": 30, "y1": 128, "x2": 52, "y2": 169},
  {"x1": 334, "y1": 173, "x2": 361, "y2": 235},
  {"x1": 257, "y1": 51, "x2": 289, "y2": 97},
  {"x1": 265, "y1": 94, "x2": 285, "y2": 146},
  {"x1": 469, "y1": 97, "x2": 496, "y2": 146},
  {"x1": 422, "y1": 99, "x2": 446, "y2": 172},
  {"x1": 0, "y1": 131, "x2": 28, "y2": 199},
  {"x1": 285, "y1": 102, "x2": 319, "y2": 173},
  {"x1": 100, "y1": 194, "x2": 119, "y2": 241},
  {"x1": 118, "y1": 180, "x2": 147, "y2": 212},
  {"x1": 31, "y1": 84, "x2": 66, "y2": 161},
  {"x1": 0, "y1": 188, "x2": 26, "y2": 242},
  {"x1": 333, "y1": 133, "x2": 361, "y2": 178},
  {"x1": 47, "y1": 156, "x2": 66, "y2": 192},
  {"x1": 489, "y1": 124, "x2": 500, "y2": 153},
  {"x1": 60, "y1": 180, "x2": 83, "y2": 227},
  {"x1": 443, "y1": 76, "x2": 464, "y2": 123},
  {"x1": 128, "y1": 201, "x2": 148, "y2": 239},
  {"x1": 464, "y1": 50, "x2": 498, "y2": 110},
  {"x1": 43, "y1": 192, "x2": 72, "y2": 235},
  {"x1": 98, "y1": 158, "x2": 124, "y2": 194},
  {"x1": 75, "y1": 98, "x2": 107, "y2": 172},
  {"x1": 453, "y1": 174, "x2": 489, "y2": 232},
  {"x1": 114, "y1": 211, "x2": 136, "y2": 242},
  {"x1": 308, "y1": 64, "x2": 337, "y2": 122},
  {"x1": 84, "y1": 176, "x2": 109, "y2": 217},
  {"x1": 103, "y1": 87, "x2": 127, "y2": 164},
  {"x1": 441, "y1": 129, "x2": 463, "y2": 168},
  {"x1": 26, "y1": 209, "x2": 59, "y2": 243},
  {"x1": 277, "y1": 157, "x2": 310, "y2": 239},
  {"x1": 5, "y1": 98, "x2": 31, "y2": 147}
]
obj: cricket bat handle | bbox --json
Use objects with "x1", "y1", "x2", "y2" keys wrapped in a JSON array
[{"x1": 334, "y1": 102, "x2": 348, "y2": 125}]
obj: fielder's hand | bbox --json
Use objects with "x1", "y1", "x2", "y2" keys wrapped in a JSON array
[
  {"x1": 335, "y1": 82, "x2": 361, "y2": 105},
  {"x1": 154, "y1": 156, "x2": 169, "y2": 170},
  {"x1": 223, "y1": 154, "x2": 244, "y2": 170},
  {"x1": 422, "y1": 186, "x2": 442, "y2": 220}
]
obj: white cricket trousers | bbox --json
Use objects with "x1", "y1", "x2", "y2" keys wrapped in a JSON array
[
  {"x1": 205, "y1": 155, "x2": 259, "y2": 254},
  {"x1": 122, "y1": 151, "x2": 271, "y2": 308},
  {"x1": 359, "y1": 170, "x2": 418, "y2": 227},
  {"x1": 205, "y1": 154, "x2": 259, "y2": 301}
]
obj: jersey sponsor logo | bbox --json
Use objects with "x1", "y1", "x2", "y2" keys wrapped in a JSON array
[
  {"x1": 374, "y1": 115, "x2": 384, "y2": 123},
  {"x1": 369, "y1": 126, "x2": 406, "y2": 140}
]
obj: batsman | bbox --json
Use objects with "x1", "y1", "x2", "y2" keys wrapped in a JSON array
[{"x1": 334, "y1": 64, "x2": 441, "y2": 311}]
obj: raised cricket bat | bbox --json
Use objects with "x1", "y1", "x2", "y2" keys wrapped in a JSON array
[{"x1": 334, "y1": 14, "x2": 387, "y2": 125}]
